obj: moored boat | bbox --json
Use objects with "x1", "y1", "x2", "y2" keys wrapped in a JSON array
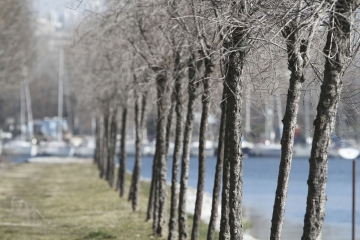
[
  {"x1": 75, "y1": 139, "x2": 95, "y2": 158},
  {"x1": 250, "y1": 142, "x2": 281, "y2": 157},
  {"x1": 292, "y1": 144, "x2": 311, "y2": 158},
  {"x1": 2, "y1": 140, "x2": 37, "y2": 156},
  {"x1": 39, "y1": 140, "x2": 74, "y2": 157},
  {"x1": 190, "y1": 140, "x2": 215, "y2": 157}
]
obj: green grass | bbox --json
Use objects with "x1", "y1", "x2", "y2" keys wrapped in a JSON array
[
  {"x1": 0, "y1": 161, "x2": 230, "y2": 240},
  {"x1": 83, "y1": 230, "x2": 115, "y2": 239},
  {"x1": 0, "y1": 162, "x2": 155, "y2": 240}
]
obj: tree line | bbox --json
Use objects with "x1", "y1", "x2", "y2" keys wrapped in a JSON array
[{"x1": 60, "y1": 0, "x2": 360, "y2": 240}]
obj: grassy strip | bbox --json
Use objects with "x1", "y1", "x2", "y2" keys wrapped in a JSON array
[{"x1": 0, "y1": 161, "x2": 216, "y2": 240}]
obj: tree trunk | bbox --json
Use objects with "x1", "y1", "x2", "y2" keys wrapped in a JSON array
[
  {"x1": 154, "y1": 71, "x2": 170, "y2": 237},
  {"x1": 168, "y1": 78, "x2": 184, "y2": 240},
  {"x1": 191, "y1": 56, "x2": 213, "y2": 240},
  {"x1": 223, "y1": 26, "x2": 245, "y2": 239},
  {"x1": 153, "y1": 91, "x2": 173, "y2": 226},
  {"x1": 219, "y1": 82, "x2": 230, "y2": 240},
  {"x1": 97, "y1": 116, "x2": 104, "y2": 172},
  {"x1": 208, "y1": 84, "x2": 226, "y2": 240},
  {"x1": 129, "y1": 92, "x2": 147, "y2": 211},
  {"x1": 118, "y1": 107, "x2": 127, "y2": 197},
  {"x1": 166, "y1": 94, "x2": 175, "y2": 158},
  {"x1": 128, "y1": 96, "x2": 141, "y2": 205},
  {"x1": 270, "y1": 25, "x2": 307, "y2": 240},
  {"x1": 302, "y1": 2, "x2": 353, "y2": 239},
  {"x1": 106, "y1": 110, "x2": 117, "y2": 187},
  {"x1": 100, "y1": 112, "x2": 109, "y2": 179},
  {"x1": 128, "y1": 93, "x2": 142, "y2": 202},
  {"x1": 152, "y1": 154, "x2": 160, "y2": 232},
  {"x1": 94, "y1": 116, "x2": 101, "y2": 166},
  {"x1": 146, "y1": 149, "x2": 157, "y2": 221},
  {"x1": 178, "y1": 53, "x2": 199, "y2": 240}
]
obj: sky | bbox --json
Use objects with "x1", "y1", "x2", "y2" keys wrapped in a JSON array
[
  {"x1": 32, "y1": 0, "x2": 99, "y2": 17},
  {"x1": 33, "y1": 0, "x2": 76, "y2": 15}
]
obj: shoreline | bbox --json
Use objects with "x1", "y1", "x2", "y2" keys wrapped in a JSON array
[{"x1": 139, "y1": 175, "x2": 257, "y2": 240}]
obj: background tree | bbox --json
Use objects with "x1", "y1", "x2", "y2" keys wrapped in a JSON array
[
  {"x1": 128, "y1": 70, "x2": 150, "y2": 211},
  {"x1": 0, "y1": 0, "x2": 35, "y2": 130}
]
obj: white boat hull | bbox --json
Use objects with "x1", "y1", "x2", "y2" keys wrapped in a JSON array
[
  {"x1": 124, "y1": 141, "x2": 169, "y2": 157},
  {"x1": 292, "y1": 144, "x2": 311, "y2": 158},
  {"x1": 42, "y1": 146, "x2": 73, "y2": 157},
  {"x1": 75, "y1": 146, "x2": 95, "y2": 158},
  {"x1": 39, "y1": 141, "x2": 74, "y2": 157},
  {"x1": 75, "y1": 139, "x2": 95, "y2": 158},
  {"x1": 2, "y1": 141, "x2": 37, "y2": 157},
  {"x1": 189, "y1": 141, "x2": 215, "y2": 157},
  {"x1": 250, "y1": 143, "x2": 281, "y2": 157}
]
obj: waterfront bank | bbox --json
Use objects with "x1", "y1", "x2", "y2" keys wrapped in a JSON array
[{"x1": 0, "y1": 158, "x2": 246, "y2": 239}]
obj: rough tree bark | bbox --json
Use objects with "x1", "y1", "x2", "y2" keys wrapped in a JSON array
[
  {"x1": 223, "y1": 25, "x2": 246, "y2": 239},
  {"x1": 152, "y1": 152, "x2": 160, "y2": 232},
  {"x1": 208, "y1": 84, "x2": 226, "y2": 240},
  {"x1": 178, "y1": 52, "x2": 200, "y2": 240},
  {"x1": 129, "y1": 91, "x2": 148, "y2": 211},
  {"x1": 152, "y1": 90, "x2": 174, "y2": 226},
  {"x1": 97, "y1": 116, "x2": 104, "y2": 172},
  {"x1": 106, "y1": 109, "x2": 117, "y2": 187},
  {"x1": 94, "y1": 116, "x2": 101, "y2": 166},
  {"x1": 100, "y1": 111, "x2": 109, "y2": 179},
  {"x1": 302, "y1": 1, "x2": 354, "y2": 239},
  {"x1": 219, "y1": 80, "x2": 230, "y2": 240},
  {"x1": 146, "y1": 149, "x2": 157, "y2": 221},
  {"x1": 128, "y1": 95, "x2": 142, "y2": 208},
  {"x1": 168, "y1": 51, "x2": 184, "y2": 240},
  {"x1": 166, "y1": 94, "x2": 175, "y2": 158},
  {"x1": 118, "y1": 107, "x2": 127, "y2": 197},
  {"x1": 271, "y1": 10, "x2": 318, "y2": 238},
  {"x1": 154, "y1": 70, "x2": 170, "y2": 237},
  {"x1": 270, "y1": 32, "x2": 305, "y2": 240},
  {"x1": 191, "y1": 54, "x2": 214, "y2": 240},
  {"x1": 219, "y1": 158, "x2": 230, "y2": 240}
]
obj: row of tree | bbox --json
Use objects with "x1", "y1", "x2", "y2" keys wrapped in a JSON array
[
  {"x1": 71, "y1": 0, "x2": 360, "y2": 240},
  {"x1": 0, "y1": 0, "x2": 35, "y2": 129}
]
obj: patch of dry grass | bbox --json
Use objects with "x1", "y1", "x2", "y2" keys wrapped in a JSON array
[
  {"x1": 0, "y1": 161, "x2": 213, "y2": 240},
  {"x1": 0, "y1": 162, "x2": 156, "y2": 240}
]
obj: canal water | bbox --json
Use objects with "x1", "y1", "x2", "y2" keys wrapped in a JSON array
[{"x1": 126, "y1": 156, "x2": 358, "y2": 240}]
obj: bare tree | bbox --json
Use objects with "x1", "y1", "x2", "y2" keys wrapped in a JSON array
[
  {"x1": 129, "y1": 73, "x2": 149, "y2": 211},
  {"x1": 106, "y1": 107, "x2": 117, "y2": 187},
  {"x1": 208, "y1": 83, "x2": 226, "y2": 240},
  {"x1": 178, "y1": 50, "x2": 201, "y2": 240},
  {"x1": 167, "y1": 58, "x2": 184, "y2": 240},
  {"x1": 117, "y1": 1, "x2": 178, "y2": 235},
  {"x1": 0, "y1": 0, "x2": 35, "y2": 128},
  {"x1": 269, "y1": 1, "x2": 323, "y2": 239},
  {"x1": 94, "y1": 116, "x2": 101, "y2": 166},
  {"x1": 302, "y1": 1, "x2": 359, "y2": 239},
  {"x1": 118, "y1": 107, "x2": 128, "y2": 197}
]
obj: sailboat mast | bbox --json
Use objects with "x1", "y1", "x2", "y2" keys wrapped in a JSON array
[
  {"x1": 63, "y1": 67, "x2": 73, "y2": 132},
  {"x1": 245, "y1": 87, "x2": 251, "y2": 134},
  {"x1": 304, "y1": 89, "x2": 310, "y2": 143},
  {"x1": 58, "y1": 49, "x2": 64, "y2": 141},
  {"x1": 276, "y1": 91, "x2": 283, "y2": 129},
  {"x1": 23, "y1": 66, "x2": 34, "y2": 140},
  {"x1": 20, "y1": 81, "x2": 25, "y2": 141}
]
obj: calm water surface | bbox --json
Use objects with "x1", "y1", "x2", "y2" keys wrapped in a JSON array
[{"x1": 126, "y1": 156, "x2": 358, "y2": 240}]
